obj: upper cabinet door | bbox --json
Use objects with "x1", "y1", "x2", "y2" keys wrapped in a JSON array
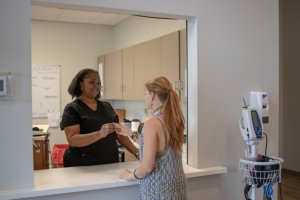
[
  {"x1": 122, "y1": 47, "x2": 135, "y2": 100},
  {"x1": 133, "y1": 37, "x2": 162, "y2": 100},
  {"x1": 103, "y1": 50, "x2": 123, "y2": 100},
  {"x1": 162, "y1": 31, "x2": 180, "y2": 96},
  {"x1": 99, "y1": 30, "x2": 182, "y2": 101}
]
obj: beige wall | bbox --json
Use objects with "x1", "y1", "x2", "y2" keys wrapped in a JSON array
[{"x1": 281, "y1": 0, "x2": 300, "y2": 172}]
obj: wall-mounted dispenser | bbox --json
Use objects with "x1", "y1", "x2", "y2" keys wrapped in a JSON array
[{"x1": 250, "y1": 91, "x2": 269, "y2": 123}]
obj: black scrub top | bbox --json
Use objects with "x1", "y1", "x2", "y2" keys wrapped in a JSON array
[{"x1": 60, "y1": 99, "x2": 119, "y2": 167}]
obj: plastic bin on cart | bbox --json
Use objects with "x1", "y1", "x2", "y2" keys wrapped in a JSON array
[
  {"x1": 51, "y1": 144, "x2": 68, "y2": 168},
  {"x1": 239, "y1": 156, "x2": 284, "y2": 188}
]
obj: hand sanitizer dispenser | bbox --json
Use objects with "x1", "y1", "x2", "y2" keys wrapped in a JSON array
[{"x1": 250, "y1": 91, "x2": 269, "y2": 123}]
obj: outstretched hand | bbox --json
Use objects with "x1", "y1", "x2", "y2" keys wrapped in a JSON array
[
  {"x1": 113, "y1": 123, "x2": 133, "y2": 137},
  {"x1": 98, "y1": 123, "x2": 115, "y2": 137}
]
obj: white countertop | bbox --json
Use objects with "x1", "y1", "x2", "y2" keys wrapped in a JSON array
[{"x1": 0, "y1": 161, "x2": 227, "y2": 200}]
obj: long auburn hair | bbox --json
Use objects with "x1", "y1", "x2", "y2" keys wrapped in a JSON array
[{"x1": 145, "y1": 76, "x2": 185, "y2": 154}]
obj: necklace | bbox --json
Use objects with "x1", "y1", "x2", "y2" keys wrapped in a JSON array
[
  {"x1": 151, "y1": 105, "x2": 163, "y2": 115},
  {"x1": 79, "y1": 96, "x2": 97, "y2": 104}
]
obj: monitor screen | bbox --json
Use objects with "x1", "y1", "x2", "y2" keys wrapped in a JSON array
[{"x1": 251, "y1": 110, "x2": 259, "y2": 128}]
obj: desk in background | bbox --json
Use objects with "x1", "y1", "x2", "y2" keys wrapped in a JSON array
[{"x1": 33, "y1": 125, "x2": 50, "y2": 170}]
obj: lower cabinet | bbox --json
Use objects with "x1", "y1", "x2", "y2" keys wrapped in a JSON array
[{"x1": 33, "y1": 135, "x2": 50, "y2": 170}]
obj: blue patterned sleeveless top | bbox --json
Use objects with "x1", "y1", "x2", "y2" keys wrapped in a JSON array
[{"x1": 138, "y1": 112, "x2": 187, "y2": 200}]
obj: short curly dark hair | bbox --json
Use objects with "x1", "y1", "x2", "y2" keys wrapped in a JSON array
[{"x1": 68, "y1": 68, "x2": 101, "y2": 99}]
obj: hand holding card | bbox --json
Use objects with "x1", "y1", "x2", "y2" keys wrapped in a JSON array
[{"x1": 113, "y1": 123, "x2": 133, "y2": 136}]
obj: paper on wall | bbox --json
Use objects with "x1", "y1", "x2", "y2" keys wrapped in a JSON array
[{"x1": 47, "y1": 111, "x2": 60, "y2": 127}]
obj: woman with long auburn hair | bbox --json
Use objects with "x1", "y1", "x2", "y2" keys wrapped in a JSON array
[{"x1": 117, "y1": 76, "x2": 187, "y2": 200}]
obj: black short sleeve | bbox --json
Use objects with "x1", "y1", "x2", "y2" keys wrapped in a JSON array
[
  {"x1": 60, "y1": 99, "x2": 119, "y2": 166},
  {"x1": 60, "y1": 104, "x2": 81, "y2": 130}
]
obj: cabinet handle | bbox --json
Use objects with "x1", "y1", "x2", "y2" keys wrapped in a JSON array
[
  {"x1": 33, "y1": 141, "x2": 40, "y2": 152},
  {"x1": 101, "y1": 86, "x2": 104, "y2": 98},
  {"x1": 180, "y1": 81, "x2": 184, "y2": 90},
  {"x1": 175, "y1": 81, "x2": 179, "y2": 90}
]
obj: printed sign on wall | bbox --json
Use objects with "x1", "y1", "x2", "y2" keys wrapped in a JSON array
[{"x1": 32, "y1": 65, "x2": 60, "y2": 118}]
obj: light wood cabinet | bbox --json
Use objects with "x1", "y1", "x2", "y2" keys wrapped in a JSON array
[
  {"x1": 133, "y1": 37, "x2": 162, "y2": 100},
  {"x1": 99, "y1": 30, "x2": 184, "y2": 101},
  {"x1": 122, "y1": 47, "x2": 135, "y2": 100},
  {"x1": 103, "y1": 50, "x2": 123, "y2": 99},
  {"x1": 162, "y1": 31, "x2": 180, "y2": 96}
]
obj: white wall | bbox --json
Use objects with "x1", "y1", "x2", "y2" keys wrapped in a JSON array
[
  {"x1": 0, "y1": 0, "x2": 33, "y2": 189},
  {"x1": 281, "y1": 0, "x2": 300, "y2": 172},
  {"x1": 196, "y1": 1, "x2": 279, "y2": 196},
  {"x1": 112, "y1": 16, "x2": 185, "y2": 50},
  {"x1": 2, "y1": 1, "x2": 279, "y2": 200}
]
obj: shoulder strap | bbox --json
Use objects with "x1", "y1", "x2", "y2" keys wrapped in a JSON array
[{"x1": 153, "y1": 116, "x2": 168, "y2": 151}]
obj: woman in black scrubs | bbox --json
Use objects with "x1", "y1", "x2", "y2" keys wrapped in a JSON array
[{"x1": 60, "y1": 68, "x2": 138, "y2": 167}]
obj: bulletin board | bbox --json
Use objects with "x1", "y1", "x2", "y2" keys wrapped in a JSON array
[{"x1": 32, "y1": 65, "x2": 60, "y2": 118}]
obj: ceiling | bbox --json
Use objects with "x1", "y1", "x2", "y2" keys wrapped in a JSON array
[{"x1": 32, "y1": 5, "x2": 131, "y2": 25}]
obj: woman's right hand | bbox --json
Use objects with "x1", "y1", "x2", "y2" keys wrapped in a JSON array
[
  {"x1": 113, "y1": 123, "x2": 133, "y2": 137},
  {"x1": 98, "y1": 123, "x2": 115, "y2": 138},
  {"x1": 119, "y1": 169, "x2": 135, "y2": 181}
]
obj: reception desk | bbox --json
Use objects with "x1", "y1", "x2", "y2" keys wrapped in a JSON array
[{"x1": 0, "y1": 162, "x2": 227, "y2": 200}]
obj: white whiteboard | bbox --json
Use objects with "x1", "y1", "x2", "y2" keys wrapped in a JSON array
[{"x1": 32, "y1": 65, "x2": 60, "y2": 118}]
